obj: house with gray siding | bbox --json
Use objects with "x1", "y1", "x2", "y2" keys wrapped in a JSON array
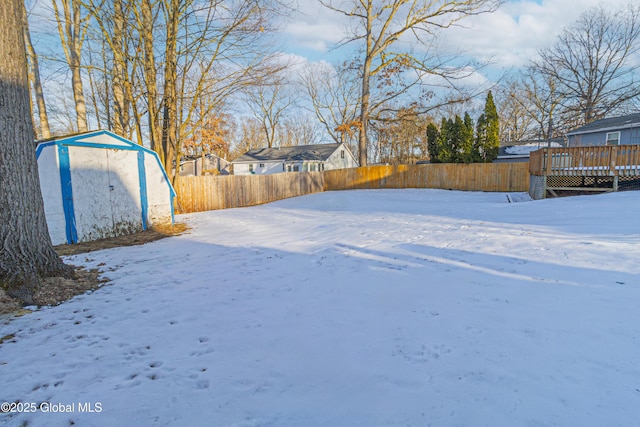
[
  {"x1": 232, "y1": 143, "x2": 358, "y2": 175},
  {"x1": 566, "y1": 113, "x2": 640, "y2": 147}
]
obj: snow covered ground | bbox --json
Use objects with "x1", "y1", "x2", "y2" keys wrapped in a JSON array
[{"x1": 1, "y1": 189, "x2": 639, "y2": 427}]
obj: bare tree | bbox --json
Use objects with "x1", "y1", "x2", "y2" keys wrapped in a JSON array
[
  {"x1": 375, "y1": 107, "x2": 432, "y2": 164},
  {"x1": 23, "y1": 2, "x2": 51, "y2": 139},
  {"x1": 1, "y1": 0, "x2": 73, "y2": 304},
  {"x1": 494, "y1": 79, "x2": 535, "y2": 143},
  {"x1": 320, "y1": 0, "x2": 501, "y2": 165},
  {"x1": 229, "y1": 117, "x2": 269, "y2": 160},
  {"x1": 155, "y1": 0, "x2": 291, "y2": 182},
  {"x1": 519, "y1": 70, "x2": 566, "y2": 142},
  {"x1": 300, "y1": 61, "x2": 361, "y2": 149},
  {"x1": 78, "y1": 0, "x2": 287, "y2": 182},
  {"x1": 533, "y1": 4, "x2": 640, "y2": 125},
  {"x1": 52, "y1": 0, "x2": 91, "y2": 132},
  {"x1": 82, "y1": 0, "x2": 140, "y2": 139},
  {"x1": 493, "y1": 74, "x2": 564, "y2": 144},
  {"x1": 280, "y1": 113, "x2": 325, "y2": 147},
  {"x1": 245, "y1": 74, "x2": 295, "y2": 148}
]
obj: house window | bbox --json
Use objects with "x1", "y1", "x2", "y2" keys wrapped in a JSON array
[
  {"x1": 293, "y1": 165, "x2": 300, "y2": 172},
  {"x1": 341, "y1": 150, "x2": 345, "y2": 159},
  {"x1": 249, "y1": 164, "x2": 254, "y2": 173},
  {"x1": 606, "y1": 131, "x2": 620, "y2": 145},
  {"x1": 310, "y1": 164, "x2": 316, "y2": 172},
  {"x1": 259, "y1": 163, "x2": 265, "y2": 168},
  {"x1": 287, "y1": 165, "x2": 292, "y2": 172}
]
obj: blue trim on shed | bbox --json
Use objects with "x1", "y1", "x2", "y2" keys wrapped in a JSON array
[
  {"x1": 137, "y1": 151, "x2": 149, "y2": 231},
  {"x1": 57, "y1": 145, "x2": 78, "y2": 244},
  {"x1": 36, "y1": 130, "x2": 176, "y2": 243},
  {"x1": 61, "y1": 141, "x2": 141, "y2": 151},
  {"x1": 36, "y1": 130, "x2": 175, "y2": 194},
  {"x1": 35, "y1": 141, "x2": 56, "y2": 158},
  {"x1": 170, "y1": 192, "x2": 175, "y2": 225}
]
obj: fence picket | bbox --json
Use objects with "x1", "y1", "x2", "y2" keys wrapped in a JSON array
[{"x1": 174, "y1": 163, "x2": 529, "y2": 214}]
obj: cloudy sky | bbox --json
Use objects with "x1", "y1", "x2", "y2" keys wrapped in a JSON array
[{"x1": 281, "y1": 0, "x2": 633, "y2": 78}]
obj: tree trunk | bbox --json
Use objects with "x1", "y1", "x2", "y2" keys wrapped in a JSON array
[
  {"x1": 111, "y1": 0, "x2": 129, "y2": 137},
  {"x1": 357, "y1": 2, "x2": 374, "y2": 167},
  {"x1": 141, "y1": 0, "x2": 161, "y2": 156},
  {"x1": 358, "y1": 62, "x2": 371, "y2": 167},
  {"x1": 53, "y1": 0, "x2": 88, "y2": 133},
  {"x1": 161, "y1": 0, "x2": 179, "y2": 183},
  {"x1": 69, "y1": 5, "x2": 88, "y2": 133},
  {"x1": 22, "y1": 3, "x2": 51, "y2": 139},
  {"x1": 0, "y1": 0, "x2": 73, "y2": 305}
]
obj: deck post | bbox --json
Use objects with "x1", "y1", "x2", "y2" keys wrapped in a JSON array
[{"x1": 611, "y1": 146, "x2": 618, "y2": 191}]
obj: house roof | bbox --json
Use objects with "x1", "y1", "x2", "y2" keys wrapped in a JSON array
[
  {"x1": 181, "y1": 153, "x2": 229, "y2": 163},
  {"x1": 567, "y1": 112, "x2": 640, "y2": 136},
  {"x1": 233, "y1": 143, "x2": 345, "y2": 163},
  {"x1": 497, "y1": 139, "x2": 565, "y2": 158}
]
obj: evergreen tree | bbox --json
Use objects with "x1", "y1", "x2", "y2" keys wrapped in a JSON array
[
  {"x1": 475, "y1": 91, "x2": 500, "y2": 162},
  {"x1": 475, "y1": 112, "x2": 487, "y2": 161},
  {"x1": 436, "y1": 117, "x2": 450, "y2": 162},
  {"x1": 483, "y1": 91, "x2": 500, "y2": 161},
  {"x1": 451, "y1": 115, "x2": 466, "y2": 163},
  {"x1": 439, "y1": 117, "x2": 458, "y2": 163},
  {"x1": 461, "y1": 112, "x2": 475, "y2": 163},
  {"x1": 426, "y1": 122, "x2": 440, "y2": 163},
  {"x1": 431, "y1": 97, "x2": 498, "y2": 164}
]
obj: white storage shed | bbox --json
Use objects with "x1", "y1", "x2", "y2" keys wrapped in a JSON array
[{"x1": 36, "y1": 130, "x2": 175, "y2": 245}]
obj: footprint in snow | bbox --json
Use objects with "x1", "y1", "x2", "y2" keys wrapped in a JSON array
[
  {"x1": 190, "y1": 348, "x2": 215, "y2": 357},
  {"x1": 195, "y1": 379, "x2": 209, "y2": 390}
]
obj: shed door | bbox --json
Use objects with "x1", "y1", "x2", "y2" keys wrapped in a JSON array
[
  {"x1": 106, "y1": 149, "x2": 143, "y2": 235},
  {"x1": 69, "y1": 146, "x2": 142, "y2": 242}
]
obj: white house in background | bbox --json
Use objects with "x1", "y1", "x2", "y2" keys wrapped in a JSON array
[
  {"x1": 178, "y1": 154, "x2": 231, "y2": 176},
  {"x1": 36, "y1": 130, "x2": 175, "y2": 245},
  {"x1": 232, "y1": 143, "x2": 358, "y2": 175}
]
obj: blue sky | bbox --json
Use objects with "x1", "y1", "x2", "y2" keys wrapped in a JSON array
[
  {"x1": 280, "y1": 0, "x2": 633, "y2": 81},
  {"x1": 26, "y1": 0, "x2": 634, "y2": 135}
]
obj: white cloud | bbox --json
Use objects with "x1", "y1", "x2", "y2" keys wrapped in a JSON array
[
  {"x1": 438, "y1": 0, "x2": 634, "y2": 68},
  {"x1": 283, "y1": 0, "x2": 635, "y2": 67},
  {"x1": 279, "y1": 0, "x2": 637, "y2": 89},
  {"x1": 420, "y1": 66, "x2": 493, "y2": 90},
  {"x1": 283, "y1": 1, "x2": 348, "y2": 53}
]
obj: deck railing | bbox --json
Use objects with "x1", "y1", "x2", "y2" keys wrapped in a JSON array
[{"x1": 530, "y1": 145, "x2": 640, "y2": 177}]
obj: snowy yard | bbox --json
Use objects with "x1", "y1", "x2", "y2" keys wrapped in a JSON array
[{"x1": 1, "y1": 189, "x2": 640, "y2": 427}]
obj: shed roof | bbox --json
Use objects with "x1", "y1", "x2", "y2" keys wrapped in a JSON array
[
  {"x1": 36, "y1": 129, "x2": 145, "y2": 155},
  {"x1": 36, "y1": 129, "x2": 175, "y2": 197},
  {"x1": 567, "y1": 113, "x2": 640, "y2": 136},
  {"x1": 233, "y1": 143, "x2": 344, "y2": 163}
]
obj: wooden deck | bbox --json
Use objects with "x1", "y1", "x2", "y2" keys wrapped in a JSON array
[{"x1": 529, "y1": 145, "x2": 640, "y2": 198}]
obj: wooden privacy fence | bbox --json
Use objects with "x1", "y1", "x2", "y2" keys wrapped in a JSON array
[
  {"x1": 175, "y1": 162, "x2": 529, "y2": 213},
  {"x1": 324, "y1": 163, "x2": 528, "y2": 192},
  {"x1": 175, "y1": 172, "x2": 325, "y2": 213}
]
